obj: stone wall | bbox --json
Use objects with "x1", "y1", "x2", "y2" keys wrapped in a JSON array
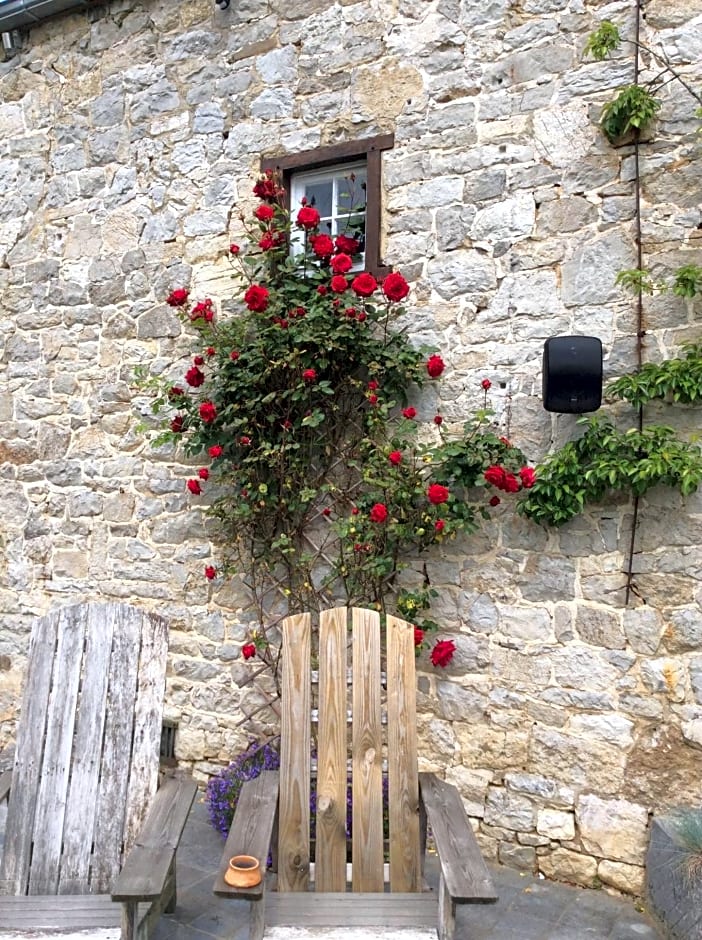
[{"x1": 1, "y1": 0, "x2": 701, "y2": 895}]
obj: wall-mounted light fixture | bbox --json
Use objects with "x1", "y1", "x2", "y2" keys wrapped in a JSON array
[{"x1": 542, "y1": 336, "x2": 603, "y2": 414}]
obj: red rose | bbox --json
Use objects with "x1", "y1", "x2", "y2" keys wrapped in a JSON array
[
  {"x1": 503, "y1": 473, "x2": 520, "y2": 493},
  {"x1": 166, "y1": 288, "x2": 189, "y2": 307},
  {"x1": 382, "y1": 272, "x2": 410, "y2": 302},
  {"x1": 330, "y1": 253, "x2": 353, "y2": 274},
  {"x1": 357, "y1": 312, "x2": 367, "y2": 322},
  {"x1": 170, "y1": 415, "x2": 184, "y2": 433},
  {"x1": 345, "y1": 307, "x2": 356, "y2": 319},
  {"x1": 368, "y1": 394, "x2": 378, "y2": 405},
  {"x1": 330, "y1": 275, "x2": 349, "y2": 293},
  {"x1": 206, "y1": 346, "x2": 216, "y2": 357},
  {"x1": 489, "y1": 495, "x2": 501, "y2": 507},
  {"x1": 519, "y1": 466, "x2": 536, "y2": 488},
  {"x1": 402, "y1": 407, "x2": 417, "y2": 419},
  {"x1": 208, "y1": 445, "x2": 223, "y2": 458},
  {"x1": 426, "y1": 354, "x2": 445, "y2": 378},
  {"x1": 388, "y1": 450, "x2": 402, "y2": 465},
  {"x1": 322, "y1": 507, "x2": 331, "y2": 516},
  {"x1": 434, "y1": 519, "x2": 445, "y2": 532},
  {"x1": 302, "y1": 368, "x2": 317, "y2": 383},
  {"x1": 430, "y1": 639, "x2": 456, "y2": 668},
  {"x1": 369, "y1": 503, "x2": 388, "y2": 523},
  {"x1": 168, "y1": 386, "x2": 184, "y2": 399},
  {"x1": 255, "y1": 204, "x2": 274, "y2": 221},
  {"x1": 481, "y1": 378, "x2": 492, "y2": 390},
  {"x1": 187, "y1": 479, "x2": 202, "y2": 495},
  {"x1": 229, "y1": 243, "x2": 240, "y2": 254},
  {"x1": 311, "y1": 234, "x2": 334, "y2": 258},
  {"x1": 367, "y1": 380, "x2": 379, "y2": 390},
  {"x1": 434, "y1": 414, "x2": 443, "y2": 426},
  {"x1": 414, "y1": 627, "x2": 424, "y2": 648},
  {"x1": 185, "y1": 366, "x2": 204, "y2": 387},
  {"x1": 258, "y1": 232, "x2": 277, "y2": 251},
  {"x1": 351, "y1": 272, "x2": 378, "y2": 297},
  {"x1": 335, "y1": 234, "x2": 359, "y2": 254},
  {"x1": 296, "y1": 206, "x2": 320, "y2": 229},
  {"x1": 204, "y1": 565, "x2": 217, "y2": 580},
  {"x1": 239, "y1": 436, "x2": 251, "y2": 446},
  {"x1": 190, "y1": 300, "x2": 214, "y2": 323},
  {"x1": 484, "y1": 465, "x2": 507, "y2": 489},
  {"x1": 244, "y1": 284, "x2": 270, "y2": 312},
  {"x1": 253, "y1": 171, "x2": 283, "y2": 202},
  {"x1": 193, "y1": 355, "x2": 204, "y2": 366},
  {"x1": 500, "y1": 436, "x2": 511, "y2": 447},
  {"x1": 199, "y1": 401, "x2": 217, "y2": 423},
  {"x1": 198, "y1": 468, "x2": 209, "y2": 480},
  {"x1": 242, "y1": 642, "x2": 256, "y2": 660},
  {"x1": 427, "y1": 483, "x2": 449, "y2": 505},
  {"x1": 317, "y1": 285, "x2": 328, "y2": 296}
]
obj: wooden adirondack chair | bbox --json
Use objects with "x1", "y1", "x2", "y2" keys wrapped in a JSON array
[
  {"x1": 0, "y1": 601, "x2": 197, "y2": 938},
  {"x1": 214, "y1": 607, "x2": 496, "y2": 940}
]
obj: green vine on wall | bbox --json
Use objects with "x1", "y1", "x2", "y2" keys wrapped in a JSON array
[{"x1": 520, "y1": 13, "x2": 702, "y2": 532}]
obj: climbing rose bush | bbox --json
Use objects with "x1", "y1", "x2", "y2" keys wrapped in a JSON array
[{"x1": 139, "y1": 170, "x2": 535, "y2": 669}]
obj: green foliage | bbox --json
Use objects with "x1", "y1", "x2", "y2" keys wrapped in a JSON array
[
  {"x1": 615, "y1": 268, "x2": 655, "y2": 295},
  {"x1": 585, "y1": 21, "x2": 621, "y2": 61},
  {"x1": 519, "y1": 417, "x2": 702, "y2": 527},
  {"x1": 607, "y1": 345, "x2": 702, "y2": 406},
  {"x1": 672, "y1": 264, "x2": 702, "y2": 298},
  {"x1": 600, "y1": 84, "x2": 661, "y2": 141}
]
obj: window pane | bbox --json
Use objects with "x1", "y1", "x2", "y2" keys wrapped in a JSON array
[
  {"x1": 336, "y1": 171, "x2": 367, "y2": 213},
  {"x1": 302, "y1": 181, "x2": 333, "y2": 219}
]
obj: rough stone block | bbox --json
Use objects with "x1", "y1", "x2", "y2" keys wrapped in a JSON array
[{"x1": 576, "y1": 794, "x2": 649, "y2": 865}]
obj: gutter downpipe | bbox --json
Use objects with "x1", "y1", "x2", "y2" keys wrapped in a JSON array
[{"x1": 0, "y1": 0, "x2": 99, "y2": 35}]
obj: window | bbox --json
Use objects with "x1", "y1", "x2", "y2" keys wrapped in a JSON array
[{"x1": 261, "y1": 134, "x2": 394, "y2": 278}]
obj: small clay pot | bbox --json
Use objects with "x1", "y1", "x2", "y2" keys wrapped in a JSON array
[{"x1": 224, "y1": 854, "x2": 262, "y2": 888}]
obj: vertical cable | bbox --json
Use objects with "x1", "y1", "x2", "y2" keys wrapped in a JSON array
[{"x1": 624, "y1": 0, "x2": 645, "y2": 606}]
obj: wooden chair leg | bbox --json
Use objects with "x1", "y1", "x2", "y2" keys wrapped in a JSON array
[
  {"x1": 164, "y1": 857, "x2": 177, "y2": 914},
  {"x1": 437, "y1": 873, "x2": 455, "y2": 940},
  {"x1": 121, "y1": 900, "x2": 138, "y2": 940},
  {"x1": 250, "y1": 896, "x2": 265, "y2": 940}
]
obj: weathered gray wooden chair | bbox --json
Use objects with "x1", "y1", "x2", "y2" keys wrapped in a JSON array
[
  {"x1": 0, "y1": 601, "x2": 197, "y2": 938},
  {"x1": 214, "y1": 607, "x2": 496, "y2": 940}
]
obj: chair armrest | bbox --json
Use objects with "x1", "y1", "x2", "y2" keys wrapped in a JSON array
[
  {"x1": 111, "y1": 773, "x2": 198, "y2": 902},
  {"x1": 214, "y1": 769, "x2": 279, "y2": 899},
  {"x1": 419, "y1": 772, "x2": 496, "y2": 903}
]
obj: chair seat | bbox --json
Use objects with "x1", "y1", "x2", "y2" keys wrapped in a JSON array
[
  {"x1": 266, "y1": 890, "x2": 438, "y2": 927},
  {"x1": 0, "y1": 893, "x2": 139, "y2": 930}
]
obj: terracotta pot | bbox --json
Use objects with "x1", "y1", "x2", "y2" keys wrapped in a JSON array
[{"x1": 224, "y1": 854, "x2": 262, "y2": 888}]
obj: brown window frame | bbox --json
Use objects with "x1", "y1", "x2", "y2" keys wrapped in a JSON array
[{"x1": 260, "y1": 134, "x2": 394, "y2": 279}]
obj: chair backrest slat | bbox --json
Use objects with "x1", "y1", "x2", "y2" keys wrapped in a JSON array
[
  {"x1": 351, "y1": 608, "x2": 384, "y2": 892},
  {"x1": 279, "y1": 612, "x2": 312, "y2": 892},
  {"x1": 28, "y1": 608, "x2": 89, "y2": 895},
  {"x1": 1, "y1": 610, "x2": 61, "y2": 895},
  {"x1": 386, "y1": 614, "x2": 421, "y2": 892},
  {"x1": 315, "y1": 608, "x2": 348, "y2": 892},
  {"x1": 59, "y1": 607, "x2": 117, "y2": 893}
]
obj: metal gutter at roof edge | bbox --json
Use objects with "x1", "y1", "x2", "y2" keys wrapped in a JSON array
[{"x1": 0, "y1": 0, "x2": 103, "y2": 33}]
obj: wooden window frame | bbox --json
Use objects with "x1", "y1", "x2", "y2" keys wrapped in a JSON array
[{"x1": 261, "y1": 134, "x2": 394, "y2": 279}]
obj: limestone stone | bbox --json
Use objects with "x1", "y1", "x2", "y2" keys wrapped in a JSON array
[
  {"x1": 576, "y1": 794, "x2": 649, "y2": 865},
  {"x1": 569, "y1": 714, "x2": 634, "y2": 750},
  {"x1": 575, "y1": 606, "x2": 626, "y2": 650},
  {"x1": 498, "y1": 841, "x2": 536, "y2": 871},
  {"x1": 539, "y1": 847, "x2": 597, "y2": 887},
  {"x1": 536, "y1": 809, "x2": 575, "y2": 841},
  {"x1": 664, "y1": 607, "x2": 702, "y2": 653},
  {"x1": 622, "y1": 607, "x2": 664, "y2": 655},
  {"x1": 597, "y1": 859, "x2": 645, "y2": 895},
  {"x1": 484, "y1": 787, "x2": 535, "y2": 832},
  {"x1": 640, "y1": 658, "x2": 686, "y2": 702},
  {"x1": 681, "y1": 719, "x2": 702, "y2": 751}
]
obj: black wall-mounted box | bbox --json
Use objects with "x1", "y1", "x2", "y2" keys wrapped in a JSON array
[{"x1": 542, "y1": 336, "x2": 603, "y2": 413}]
